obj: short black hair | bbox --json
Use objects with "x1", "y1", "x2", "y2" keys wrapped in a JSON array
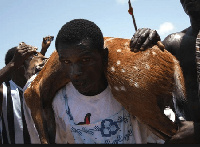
[
  {"x1": 5, "y1": 46, "x2": 17, "y2": 65},
  {"x1": 55, "y1": 19, "x2": 104, "y2": 51}
]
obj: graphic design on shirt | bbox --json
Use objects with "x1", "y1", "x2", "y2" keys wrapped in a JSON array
[
  {"x1": 70, "y1": 113, "x2": 133, "y2": 144},
  {"x1": 63, "y1": 87, "x2": 135, "y2": 144},
  {"x1": 77, "y1": 113, "x2": 91, "y2": 125}
]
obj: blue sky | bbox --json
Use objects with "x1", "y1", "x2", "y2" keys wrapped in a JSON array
[{"x1": 0, "y1": 0, "x2": 190, "y2": 69}]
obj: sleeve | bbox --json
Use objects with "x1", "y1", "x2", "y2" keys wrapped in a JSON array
[
  {"x1": 131, "y1": 116, "x2": 165, "y2": 144},
  {"x1": 131, "y1": 107, "x2": 179, "y2": 144},
  {"x1": 146, "y1": 129, "x2": 165, "y2": 144},
  {"x1": 146, "y1": 107, "x2": 177, "y2": 144}
]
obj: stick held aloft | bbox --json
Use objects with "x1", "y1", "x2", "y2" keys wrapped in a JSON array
[{"x1": 128, "y1": 0, "x2": 137, "y2": 32}]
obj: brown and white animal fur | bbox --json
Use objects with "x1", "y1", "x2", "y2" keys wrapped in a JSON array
[{"x1": 24, "y1": 37, "x2": 186, "y2": 144}]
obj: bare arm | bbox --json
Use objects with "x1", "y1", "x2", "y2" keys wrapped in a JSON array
[
  {"x1": 165, "y1": 121, "x2": 200, "y2": 144},
  {"x1": 162, "y1": 32, "x2": 185, "y2": 59},
  {"x1": 0, "y1": 62, "x2": 18, "y2": 85},
  {"x1": 40, "y1": 36, "x2": 54, "y2": 56},
  {"x1": 0, "y1": 44, "x2": 37, "y2": 85}
]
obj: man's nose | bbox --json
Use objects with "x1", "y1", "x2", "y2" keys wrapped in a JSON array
[{"x1": 70, "y1": 64, "x2": 82, "y2": 78}]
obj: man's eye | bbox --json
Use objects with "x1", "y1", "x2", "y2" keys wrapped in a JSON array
[
  {"x1": 82, "y1": 58, "x2": 90, "y2": 62},
  {"x1": 64, "y1": 60, "x2": 71, "y2": 64}
]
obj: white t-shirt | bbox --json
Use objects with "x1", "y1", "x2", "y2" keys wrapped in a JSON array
[
  {"x1": 22, "y1": 75, "x2": 174, "y2": 144},
  {"x1": 52, "y1": 82, "x2": 165, "y2": 144},
  {"x1": 66, "y1": 82, "x2": 122, "y2": 124}
]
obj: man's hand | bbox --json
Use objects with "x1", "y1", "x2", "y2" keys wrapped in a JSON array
[
  {"x1": 41, "y1": 36, "x2": 54, "y2": 56},
  {"x1": 11, "y1": 42, "x2": 38, "y2": 69},
  {"x1": 165, "y1": 121, "x2": 200, "y2": 144},
  {"x1": 130, "y1": 28, "x2": 161, "y2": 52}
]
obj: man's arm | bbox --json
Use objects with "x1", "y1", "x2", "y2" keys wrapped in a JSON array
[
  {"x1": 0, "y1": 45, "x2": 37, "y2": 85},
  {"x1": 0, "y1": 62, "x2": 18, "y2": 85},
  {"x1": 165, "y1": 121, "x2": 200, "y2": 144},
  {"x1": 162, "y1": 32, "x2": 185, "y2": 60},
  {"x1": 40, "y1": 36, "x2": 53, "y2": 56},
  {"x1": 129, "y1": 28, "x2": 185, "y2": 59}
]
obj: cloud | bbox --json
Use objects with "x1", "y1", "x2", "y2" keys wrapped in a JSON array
[
  {"x1": 116, "y1": 0, "x2": 137, "y2": 4},
  {"x1": 157, "y1": 22, "x2": 175, "y2": 36}
]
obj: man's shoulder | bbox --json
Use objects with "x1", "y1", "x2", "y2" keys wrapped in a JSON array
[
  {"x1": 162, "y1": 31, "x2": 186, "y2": 55},
  {"x1": 163, "y1": 27, "x2": 190, "y2": 45},
  {"x1": 164, "y1": 32, "x2": 185, "y2": 43}
]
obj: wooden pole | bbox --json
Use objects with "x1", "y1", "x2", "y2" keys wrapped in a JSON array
[{"x1": 128, "y1": 0, "x2": 137, "y2": 31}]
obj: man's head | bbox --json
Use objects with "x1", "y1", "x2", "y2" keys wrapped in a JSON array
[
  {"x1": 55, "y1": 19, "x2": 108, "y2": 96},
  {"x1": 55, "y1": 19, "x2": 104, "y2": 51},
  {"x1": 4, "y1": 46, "x2": 26, "y2": 82},
  {"x1": 5, "y1": 46, "x2": 17, "y2": 65},
  {"x1": 180, "y1": 0, "x2": 200, "y2": 16}
]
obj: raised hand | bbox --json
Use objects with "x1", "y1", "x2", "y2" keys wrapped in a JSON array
[
  {"x1": 0, "y1": 42, "x2": 38, "y2": 85},
  {"x1": 41, "y1": 36, "x2": 54, "y2": 56},
  {"x1": 12, "y1": 42, "x2": 38, "y2": 69}
]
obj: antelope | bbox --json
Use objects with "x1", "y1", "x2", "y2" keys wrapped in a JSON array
[{"x1": 24, "y1": 37, "x2": 186, "y2": 144}]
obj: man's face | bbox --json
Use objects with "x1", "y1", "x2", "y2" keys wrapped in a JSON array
[
  {"x1": 57, "y1": 39, "x2": 107, "y2": 96},
  {"x1": 180, "y1": 0, "x2": 200, "y2": 16},
  {"x1": 23, "y1": 52, "x2": 48, "y2": 80}
]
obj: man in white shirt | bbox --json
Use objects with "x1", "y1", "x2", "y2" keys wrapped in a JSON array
[
  {"x1": 23, "y1": 18, "x2": 175, "y2": 144},
  {"x1": 53, "y1": 18, "x2": 178, "y2": 144}
]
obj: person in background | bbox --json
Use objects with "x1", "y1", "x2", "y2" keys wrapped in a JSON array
[
  {"x1": 0, "y1": 36, "x2": 53, "y2": 144},
  {"x1": 129, "y1": 0, "x2": 200, "y2": 143}
]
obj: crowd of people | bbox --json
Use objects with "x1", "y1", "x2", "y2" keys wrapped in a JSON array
[{"x1": 0, "y1": 0, "x2": 200, "y2": 144}]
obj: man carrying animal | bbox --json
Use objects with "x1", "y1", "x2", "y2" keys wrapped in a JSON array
[{"x1": 23, "y1": 19, "x2": 186, "y2": 144}]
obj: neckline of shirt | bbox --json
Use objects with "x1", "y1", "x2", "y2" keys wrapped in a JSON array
[{"x1": 66, "y1": 82, "x2": 110, "y2": 102}]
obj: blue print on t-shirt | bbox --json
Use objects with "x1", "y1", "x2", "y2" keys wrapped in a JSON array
[{"x1": 100, "y1": 119, "x2": 120, "y2": 137}]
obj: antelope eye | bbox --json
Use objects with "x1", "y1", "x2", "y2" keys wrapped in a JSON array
[{"x1": 34, "y1": 52, "x2": 38, "y2": 56}]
